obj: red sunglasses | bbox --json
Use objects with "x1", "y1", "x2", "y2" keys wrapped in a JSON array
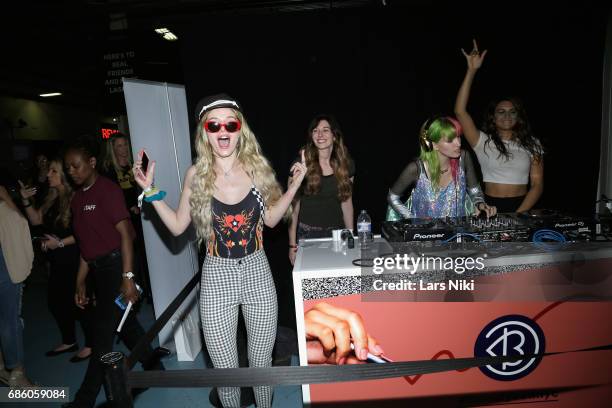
[{"x1": 203, "y1": 120, "x2": 242, "y2": 133}]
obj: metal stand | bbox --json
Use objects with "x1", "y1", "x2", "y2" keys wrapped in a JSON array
[{"x1": 101, "y1": 351, "x2": 133, "y2": 408}]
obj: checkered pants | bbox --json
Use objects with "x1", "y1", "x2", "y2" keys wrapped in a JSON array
[{"x1": 200, "y1": 250, "x2": 278, "y2": 408}]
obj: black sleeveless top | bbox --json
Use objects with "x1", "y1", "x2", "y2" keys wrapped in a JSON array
[
  {"x1": 43, "y1": 199, "x2": 79, "y2": 265},
  {"x1": 208, "y1": 185, "x2": 265, "y2": 259}
]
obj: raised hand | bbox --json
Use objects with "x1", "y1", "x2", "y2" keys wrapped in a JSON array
[
  {"x1": 133, "y1": 150, "x2": 155, "y2": 189},
  {"x1": 18, "y1": 180, "x2": 37, "y2": 200},
  {"x1": 288, "y1": 150, "x2": 307, "y2": 193},
  {"x1": 461, "y1": 39, "x2": 488, "y2": 71}
]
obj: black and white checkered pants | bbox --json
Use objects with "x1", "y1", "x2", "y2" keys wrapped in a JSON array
[{"x1": 200, "y1": 250, "x2": 278, "y2": 408}]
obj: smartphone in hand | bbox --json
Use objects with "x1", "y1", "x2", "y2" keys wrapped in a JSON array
[
  {"x1": 114, "y1": 284, "x2": 143, "y2": 310},
  {"x1": 141, "y1": 151, "x2": 150, "y2": 176}
]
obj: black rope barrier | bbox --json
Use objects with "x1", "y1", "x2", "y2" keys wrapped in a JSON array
[
  {"x1": 121, "y1": 343, "x2": 612, "y2": 388},
  {"x1": 125, "y1": 270, "x2": 201, "y2": 369},
  {"x1": 103, "y1": 344, "x2": 612, "y2": 406}
]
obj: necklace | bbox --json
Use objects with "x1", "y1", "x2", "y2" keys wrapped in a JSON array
[
  {"x1": 219, "y1": 159, "x2": 237, "y2": 177},
  {"x1": 440, "y1": 167, "x2": 449, "y2": 174}
]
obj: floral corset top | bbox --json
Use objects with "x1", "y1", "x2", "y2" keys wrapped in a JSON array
[{"x1": 208, "y1": 185, "x2": 265, "y2": 259}]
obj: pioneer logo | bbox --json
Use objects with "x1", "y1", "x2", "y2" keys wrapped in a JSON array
[
  {"x1": 412, "y1": 233, "x2": 445, "y2": 239},
  {"x1": 554, "y1": 222, "x2": 583, "y2": 228}
]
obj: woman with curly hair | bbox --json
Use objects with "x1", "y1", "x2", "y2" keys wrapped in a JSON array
[
  {"x1": 288, "y1": 114, "x2": 354, "y2": 265},
  {"x1": 19, "y1": 159, "x2": 94, "y2": 362},
  {"x1": 134, "y1": 93, "x2": 307, "y2": 407},
  {"x1": 455, "y1": 40, "x2": 544, "y2": 213},
  {"x1": 386, "y1": 116, "x2": 496, "y2": 220}
]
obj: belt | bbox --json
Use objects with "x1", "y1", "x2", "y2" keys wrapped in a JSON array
[{"x1": 87, "y1": 249, "x2": 121, "y2": 268}]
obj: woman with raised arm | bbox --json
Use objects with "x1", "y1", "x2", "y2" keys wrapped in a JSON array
[
  {"x1": 454, "y1": 39, "x2": 544, "y2": 213},
  {"x1": 133, "y1": 93, "x2": 307, "y2": 408},
  {"x1": 19, "y1": 159, "x2": 93, "y2": 363},
  {"x1": 386, "y1": 116, "x2": 496, "y2": 220},
  {"x1": 288, "y1": 114, "x2": 354, "y2": 265}
]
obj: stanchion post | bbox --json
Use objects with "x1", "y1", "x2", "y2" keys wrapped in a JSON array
[{"x1": 101, "y1": 351, "x2": 133, "y2": 408}]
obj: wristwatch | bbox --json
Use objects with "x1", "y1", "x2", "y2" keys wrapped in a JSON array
[
  {"x1": 122, "y1": 271, "x2": 135, "y2": 280},
  {"x1": 57, "y1": 239, "x2": 65, "y2": 248}
]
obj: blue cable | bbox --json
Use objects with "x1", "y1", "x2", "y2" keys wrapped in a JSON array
[{"x1": 532, "y1": 228, "x2": 566, "y2": 251}]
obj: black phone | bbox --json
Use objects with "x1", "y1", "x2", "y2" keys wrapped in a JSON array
[{"x1": 141, "y1": 151, "x2": 150, "y2": 175}]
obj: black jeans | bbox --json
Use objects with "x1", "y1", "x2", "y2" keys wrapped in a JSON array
[
  {"x1": 73, "y1": 250, "x2": 156, "y2": 407},
  {"x1": 47, "y1": 246, "x2": 93, "y2": 347}
]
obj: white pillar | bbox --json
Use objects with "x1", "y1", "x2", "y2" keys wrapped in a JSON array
[{"x1": 122, "y1": 78, "x2": 202, "y2": 361}]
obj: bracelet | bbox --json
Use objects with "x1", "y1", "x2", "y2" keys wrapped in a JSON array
[
  {"x1": 137, "y1": 184, "x2": 166, "y2": 207},
  {"x1": 144, "y1": 190, "x2": 167, "y2": 202},
  {"x1": 57, "y1": 239, "x2": 65, "y2": 248},
  {"x1": 289, "y1": 244, "x2": 298, "y2": 249}
]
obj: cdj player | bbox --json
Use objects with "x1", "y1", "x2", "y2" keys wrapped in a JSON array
[
  {"x1": 381, "y1": 210, "x2": 597, "y2": 243},
  {"x1": 381, "y1": 213, "x2": 531, "y2": 242}
]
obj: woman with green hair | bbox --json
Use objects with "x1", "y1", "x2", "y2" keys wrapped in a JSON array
[{"x1": 386, "y1": 116, "x2": 496, "y2": 220}]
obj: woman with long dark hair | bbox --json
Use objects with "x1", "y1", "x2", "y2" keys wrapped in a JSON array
[
  {"x1": 288, "y1": 114, "x2": 354, "y2": 265},
  {"x1": 455, "y1": 40, "x2": 544, "y2": 213}
]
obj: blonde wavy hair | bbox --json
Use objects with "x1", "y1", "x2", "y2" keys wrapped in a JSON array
[
  {"x1": 103, "y1": 133, "x2": 133, "y2": 173},
  {"x1": 189, "y1": 109, "x2": 286, "y2": 243},
  {"x1": 40, "y1": 159, "x2": 73, "y2": 228}
]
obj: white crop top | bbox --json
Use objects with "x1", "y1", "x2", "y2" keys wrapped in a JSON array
[{"x1": 473, "y1": 131, "x2": 535, "y2": 185}]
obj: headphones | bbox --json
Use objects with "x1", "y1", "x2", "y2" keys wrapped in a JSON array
[{"x1": 419, "y1": 116, "x2": 437, "y2": 152}]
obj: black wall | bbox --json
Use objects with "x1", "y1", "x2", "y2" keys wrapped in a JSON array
[
  {"x1": 180, "y1": 3, "x2": 608, "y2": 222},
  {"x1": 176, "y1": 2, "x2": 609, "y2": 325}
]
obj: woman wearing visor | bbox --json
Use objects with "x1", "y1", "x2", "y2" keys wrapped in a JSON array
[{"x1": 134, "y1": 93, "x2": 306, "y2": 407}]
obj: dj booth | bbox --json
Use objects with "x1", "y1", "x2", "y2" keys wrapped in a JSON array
[{"x1": 292, "y1": 211, "x2": 612, "y2": 407}]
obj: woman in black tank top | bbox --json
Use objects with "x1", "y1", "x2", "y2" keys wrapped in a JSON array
[{"x1": 134, "y1": 93, "x2": 307, "y2": 407}]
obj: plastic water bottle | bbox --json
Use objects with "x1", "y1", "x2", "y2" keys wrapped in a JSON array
[{"x1": 357, "y1": 210, "x2": 373, "y2": 247}]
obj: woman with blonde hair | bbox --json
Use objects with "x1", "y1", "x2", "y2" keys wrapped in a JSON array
[
  {"x1": 103, "y1": 133, "x2": 139, "y2": 215},
  {"x1": 134, "y1": 93, "x2": 307, "y2": 407},
  {"x1": 103, "y1": 132, "x2": 153, "y2": 300},
  {"x1": 19, "y1": 159, "x2": 93, "y2": 362}
]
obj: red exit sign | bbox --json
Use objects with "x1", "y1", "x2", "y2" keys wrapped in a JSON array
[{"x1": 101, "y1": 128, "x2": 119, "y2": 139}]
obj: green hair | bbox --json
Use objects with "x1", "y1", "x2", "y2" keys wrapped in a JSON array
[{"x1": 418, "y1": 116, "x2": 463, "y2": 189}]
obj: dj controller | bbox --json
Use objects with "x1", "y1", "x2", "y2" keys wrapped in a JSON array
[{"x1": 381, "y1": 209, "x2": 609, "y2": 243}]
